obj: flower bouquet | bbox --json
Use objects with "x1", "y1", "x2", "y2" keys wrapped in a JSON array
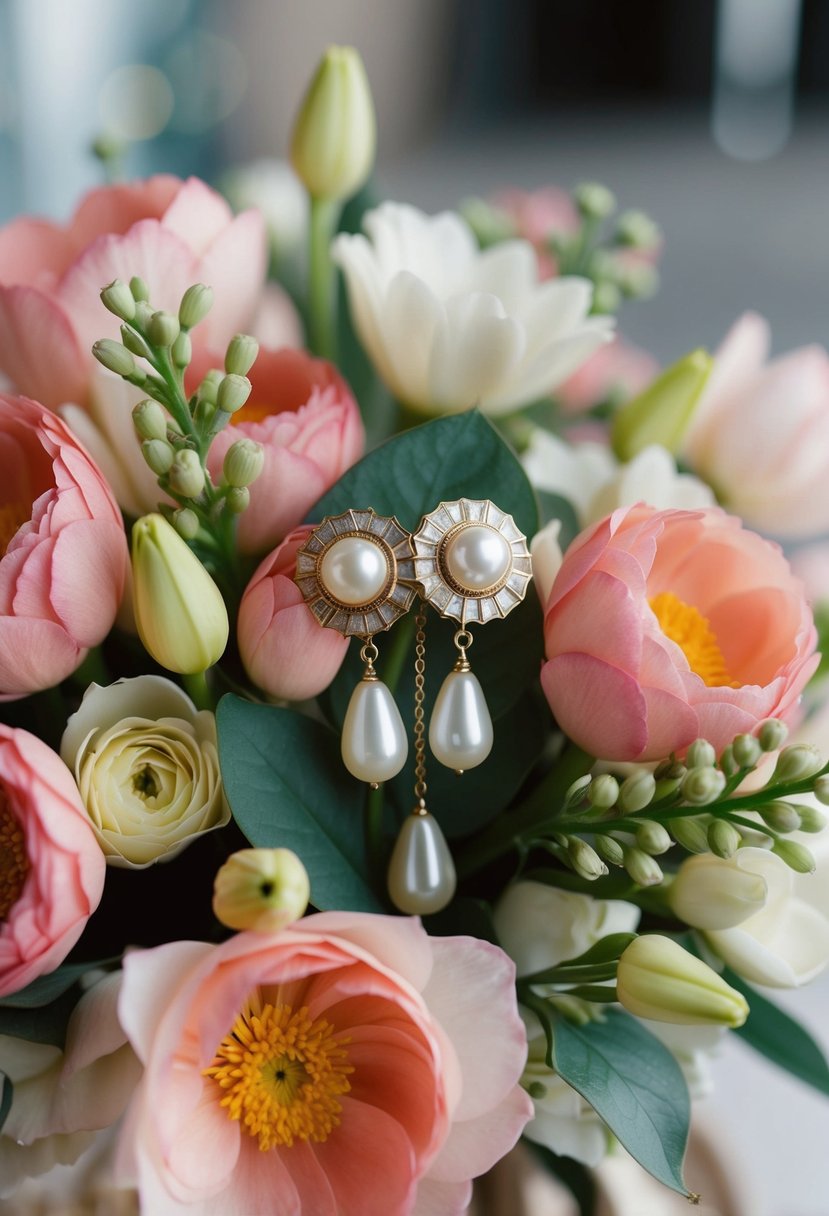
[{"x1": 1, "y1": 45, "x2": 828, "y2": 1216}]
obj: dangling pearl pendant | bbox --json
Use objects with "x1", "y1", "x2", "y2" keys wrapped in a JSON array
[
  {"x1": 341, "y1": 670, "x2": 408, "y2": 786},
  {"x1": 387, "y1": 805, "x2": 457, "y2": 915},
  {"x1": 429, "y1": 665, "x2": 493, "y2": 773}
]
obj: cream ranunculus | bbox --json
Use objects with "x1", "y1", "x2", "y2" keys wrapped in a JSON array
[
  {"x1": 332, "y1": 202, "x2": 613, "y2": 416},
  {"x1": 60, "y1": 675, "x2": 229, "y2": 868}
]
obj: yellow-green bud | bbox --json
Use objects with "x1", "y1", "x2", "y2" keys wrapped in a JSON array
[
  {"x1": 719, "y1": 745, "x2": 738, "y2": 777},
  {"x1": 759, "y1": 800, "x2": 801, "y2": 834},
  {"x1": 131, "y1": 513, "x2": 228, "y2": 674},
  {"x1": 133, "y1": 300, "x2": 153, "y2": 330},
  {"x1": 636, "y1": 820, "x2": 672, "y2": 856},
  {"x1": 178, "y1": 283, "x2": 214, "y2": 330},
  {"x1": 173, "y1": 507, "x2": 200, "y2": 541},
  {"x1": 100, "y1": 279, "x2": 136, "y2": 322},
  {"x1": 567, "y1": 837, "x2": 608, "y2": 881},
  {"x1": 223, "y1": 439, "x2": 265, "y2": 488},
  {"x1": 216, "y1": 374, "x2": 252, "y2": 414},
  {"x1": 814, "y1": 775, "x2": 829, "y2": 806},
  {"x1": 623, "y1": 846, "x2": 663, "y2": 887},
  {"x1": 132, "y1": 400, "x2": 168, "y2": 442},
  {"x1": 225, "y1": 333, "x2": 260, "y2": 377},
  {"x1": 591, "y1": 280, "x2": 621, "y2": 315},
  {"x1": 611, "y1": 348, "x2": 712, "y2": 461},
  {"x1": 616, "y1": 935, "x2": 748, "y2": 1027},
  {"x1": 615, "y1": 209, "x2": 661, "y2": 250},
  {"x1": 618, "y1": 770, "x2": 656, "y2": 814},
  {"x1": 654, "y1": 758, "x2": 686, "y2": 781},
  {"x1": 686, "y1": 739, "x2": 716, "y2": 769},
  {"x1": 146, "y1": 310, "x2": 180, "y2": 348},
  {"x1": 290, "y1": 45, "x2": 376, "y2": 201},
  {"x1": 213, "y1": 848, "x2": 310, "y2": 932},
  {"x1": 732, "y1": 733, "x2": 762, "y2": 769},
  {"x1": 669, "y1": 817, "x2": 711, "y2": 854},
  {"x1": 225, "y1": 486, "x2": 251, "y2": 515},
  {"x1": 588, "y1": 774, "x2": 619, "y2": 810},
  {"x1": 574, "y1": 181, "x2": 616, "y2": 219},
  {"x1": 594, "y1": 834, "x2": 625, "y2": 867},
  {"x1": 168, "y1": 449, "x2": 205, "y2": 499},
  {"x1": 771, "y1": 744, "x2": 824, "y2": 784},
  {"x1": 129, "y1": 276, "x2": 150, "y2": 302},
  {"x1": 121, "y1": 324, "x2": 152, "y2": 359},
  {"x1": 198, "y1": 369, "x2": 224, "y2": 406},
  {"x1": 92, "y1": 338, "x2": 137, "y2": 378},
  {"x1": 758, "y1": 718, "x2": 789, "y2": 752},
  {"x1": 707, "y1": 819, "x2": 741, "y2": 859},
  {"x1": 681, "y1": 766, "x2": 726, "y2": 805},
  {"x1": 772, "y1": 838, "x2": 816, "y2": 874},
  {"x1": 142, "y1": 438, "x2": 175, "y2": 476},
  {"x1": 797, "y1": 802, "x2": 828, "y2": 832},
  {"x1": 172, "y1": 331, "x2": 192, "y2": 369}
]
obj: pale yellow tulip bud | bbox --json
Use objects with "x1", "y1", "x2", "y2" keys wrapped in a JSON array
[
  {"x1": 612, "y1": 348, "x2": 712, "y2": 461},
  {"x1": 290, "y1": 45, "x2": 376, "y2": 201},
  {"x1": 617, "y1": 934, "x2": 748, "y2": 1027},
  {"x1": 213, "y1": 848, "x2": 310, "y2": 932}
]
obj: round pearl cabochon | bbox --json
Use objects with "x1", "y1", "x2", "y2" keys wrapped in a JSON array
[
  {"x1": 319, "y1": 536, "x2": 389, "y2": 606},
  {"x1": 443, "y1": 525, "x2": 511, "y2": 592}
]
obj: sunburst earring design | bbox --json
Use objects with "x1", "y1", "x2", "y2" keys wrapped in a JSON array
[{"x1": 295, "y1": 509, "x2": 417, "y2": 787}]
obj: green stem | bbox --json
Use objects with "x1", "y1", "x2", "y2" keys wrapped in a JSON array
[
  {"x1": 308, "y1": 198, "x2": 341, "y2": 361},
  {"x1": 183, "y1": 669, "x2": 215, "y2": 712}
]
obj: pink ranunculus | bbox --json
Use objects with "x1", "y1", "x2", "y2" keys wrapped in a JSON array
[
  {"x1": 0, "y1": 175, "x2": 267, "y2": 410},
  {"x1": 0, "y1": 395, "x2": 127, "y2": 699},
  {"x1": 556, "y1": 334, "x2": 659, "y2": 416},
  {"x1": 541, "y1": 505, "x2": 818, "y2": 762},
  {"x1": 116, "y1": 915, "x2": 532, "y2": 1215},
  {"x1": 682, "y1": 313, "x2": 829, "y2": 540},
  {"x1": 0, "y1": 726, "x2": 106, "y2": 998},
  {"x1": 238, "y1": 525, "x2": 349, "y2": 699},
  {"x1": 205, "y1": 347, "x2": 364, "y2": 556}
]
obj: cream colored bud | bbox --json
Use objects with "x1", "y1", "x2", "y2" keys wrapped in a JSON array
[
  {"x1": 617, "y1": 934, "x2": 748, "y2": 1027},
  {"x1": 172, "y1": 331, "x2": 192, "y2": 368},
  {"x1": 732, "y1": 733, "x2": 762, "y2": 769},
  {"x1": 100, "y1": 279, "x2": 136, "y2": 321},
  {"x1": 168, "y1": 450, "x2": 205, "y2": 499},
  {"x1": 132, "y1": 399, "x2": 168, "y2": 442},
  {"x1": 173, "y1": 508, "x2": 200, "y2": 541},
  {"x1": 142, "y1": 438, "x2": 174, "y2": 476},
  {"x1": 225, "y1": 333, "x2": 260, "y2": 377},
  {"x1": 618, "y1": 771, "x2": 656, "y2": 814},
  {"x1": 758, "y1": 718, "x2": 788, "y2": 752},
  {"x1": 588, "y1": 774, "x2": 619, "y2": 810},
  {"x1": 217, "y1": 374, "x2": 252, "y2": 414},
  {"x1": 707, "y1": 819, "x2": 741, "y2": 859},
  {"x1": 225, "y1": 486, "x2": 251, "y2": 515},
  {"x1": 635, "y1": 820, "x2": 672, "y2": 856},
  {"x1": 759, "y1": 801, "x2": 801, "y2": 834},
  {"x1": 669, "y1": 851, "x2": 768, "y2": 930},
  {"x1": 567, "y1": 837, "x2": 608, "y2": 881},
  {"x1": 213, "y1": 848, "x2": 310, "y2": 932},
  {"x1": 772, "y1": 744, "x2": 824, "y2": 784},
  {"x1": 772, "y1": 839, "x2": 816, "y2": 875},
  {"x1": 681, "y1": 766, "x2": 726, "y2": 805},
  {"x1": 685, "y1": 739, "x2": 716, "y2": 769},
  {"x1": 131, "y1": 513, "x2": 229, "y2": 674},
  {"x1": 668, "y1": 817, "x2": 711, "y2": 854},
  {"x1": 92, "y1": 338, "x2": 137, "y2": 378},
  {"x1": 147, "y1": 310, "x2": 180, "y2": 348},
  {"x1": 623, "y1": 846, "x2": 663, "y2": 887},
  {"x1": 290, "y1": 45, "x2": 376, "y2": 201},
  {"x1": 223, "y1": 439, "x2": 265, "y2": 488},
  {"x1": 179, "y1": 283, "x2": 214, "y2": 330}
]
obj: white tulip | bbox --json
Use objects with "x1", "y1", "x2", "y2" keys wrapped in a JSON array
[{"x1": 332, "y1": 202, "x2": 613, "y2": 415}]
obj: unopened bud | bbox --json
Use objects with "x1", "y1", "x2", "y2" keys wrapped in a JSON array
[
  {"x1": 669, "y1": 817, "x2": 711, "y2": 854},
  {"x1": 217, "y1": 374, "x2": 252, "y2": 414},
  {"x1": 588, "y1": 774, "x2": 619, "y2": 810},
  {"x1": 615, "y1": 209, "x2": 661, "y2": 250},
  {"x1": 223, "y1": 439, "x2": 265, "y2": 488},
  {"x1": 121, "y1": 324, "x2": 152, "y2": 359},
  {"x1": 772, "y1": 838, "x2": 816, "y2": 874},
  {"x1": 612, "y1": 348, "x2": 712, "y2": 461},
  {"x1": 564, "y1": 774, "x2": 592, "y2": 805},
  {"x1": 173, "y1": 508, "x2": 200, "y2": 541},
  {"x1": 225, "y1": 486, "x2": 251, "y2": 514},
  {"x1": 133, "y1": 300, "x2": 153, "y2": 329},
  {"x1": 707, "y1": 819, "x2": 741, "y2": 859},
  {"x1": 617, "y1": 934, "x2": 748, "y2": 1027},
  {"x1": 225, "y1": 333, "x2": 260, "y2": 377},
  {"x1": 100, "y1": 279, "x2": 136, "y2": 322},
  {"x1": 758, "y1": 718, "x2": 789, "y2": 752},
  {"x1": 718, "y1": 745, "x2": 738, "y2": 777},
  {"x1": 567, "y1": 837, "x2": 608, "y2": 881},
  {"x1": 623, "y1": 846, "x2": 663, "y2": 887},
  {"x1": 654, "y1": 758, "x2": 686, "y2": 781},
  {"x1": 636, "y1": 820, "x2": 672, "y2": 856},
  {"x1": 178, "y1": 283, "x2": 214, "y2": 330},
  {"x1": 168, "y1": 449, "x2": 205, "y2": 499},
  {"x1": 142, "y1": 438, "x2": 174, "y2": 476},
  {"x1": 759, "y1": 801, "x2": 801, "y2": 834},
  {"x1": 594, "y1": 834, "x2": 625, "y2": 866},
  {"x1": 146, "y1": 310, "x2": 180, "y2": 348},
  {"x1": 618, "y1": 771, "x2": 656, "y2": 814},
  {"x1": 772, "y1": 744, "x2": 824, "y2": 784},
  {"x1": 575, "y1": 181, "x2": 616, "y2": 219},
  {"x1": 592, "y1": 280, "x2": 621, "y2": 315},
  {"x1": 171, "y1": 331, "x2": 192, "y2": 368},
  {"x1": 796, "y1": 801, "x2": 828, "y2": 833},
  {"x1": 732, "y1": 733, "x2": 762, "y2": 769},
  {"x1": 129, "y1": 276, "x2": 149, "y2": 302},
  {"x1": 291, "y1": 45, "x2": 376, "y2": 201},
  {"x1": 198, "y1": 369, "x2": 224, "y2": 405},
  {"x1": 213, "y1": 847, "x2": 310, "y2": 932},
  {"x1": 814, "y1": 775, "x2": 829, "y2": 806},
  {"x1": 681, "y1": 766, "x2": 726, "y2": 805},
  {"x1": 686, "y1": 739, "x2": 716, "y2": 769},
  {"x1": 92, "y1": 338, "x2": 137, "y2": 378},
  {"x1": 132, "y1": 399, "x2": 168, "y2": 442}
]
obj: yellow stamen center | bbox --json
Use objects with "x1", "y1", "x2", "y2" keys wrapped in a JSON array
[
  {"x1": 0, "y1": 502, "x2": 29, "y2": 559},
  {"x1": 203, "y1": 1001, "x2": 353, "y2": 1150},
  {"x1": 0, "y1": 789, "x2": 29, "y2": 920},
  {"x1": 649, "y1": 592, "x2": 737, "y2": 687}
]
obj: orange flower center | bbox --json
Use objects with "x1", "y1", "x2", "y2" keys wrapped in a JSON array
[
  {"x1": 204, "y1": 1000, "x2": 353, "y2": 1150},
  {"x1": 0, "y1": 502, "x2": 29, "y2": 559},
  {"x1": 649, "y1": 592, "x2": 737, "y2": 687},
  {"x1": 0, "y1": 789, "x2": 29, "y2": 920}
]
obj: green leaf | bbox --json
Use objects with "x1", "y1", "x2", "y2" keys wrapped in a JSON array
[
  {"x1": 727, "y1": 968, "x2": 829, "y2": 1097},
  {"x1": 0, "y1": 1072, "x2": 12, "y2": 1134},
  {"x1": 0, "y1": 959, "x2": 118, "y2": 1009},
  {"x1": 536, "y1": 490, "x2": 580, "y2": 551},
  {"x1": 541, "y1": 1005, "x2": 691, "y2": 1198},
  {"x1": 216, "y1": 695, "x2": 383, "y2": 913},
  {"x1": 559, "y1": 933, "x2": 639, "y2": 968}
]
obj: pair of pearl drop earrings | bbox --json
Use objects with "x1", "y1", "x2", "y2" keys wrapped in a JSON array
[{"x1": 294, "y1": 498, "x2": 532, "y2": 916}]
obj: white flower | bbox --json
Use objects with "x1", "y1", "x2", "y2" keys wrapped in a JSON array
[
  {"x1": 530, "y1": 519, "x2": 563, "y2": 605},
  {"x1": 522, "y1": 431, "x2": 714, "y2": 528},
  {"x1": 332, "y1": 202, "x2": 613, "y2": 415},
  {"x1": 493, "y1": 880, "x2": 640, "y2": 978},
  {"x1": 638, "y1": 1019, "x2": 725, "y2": 1099},
  {"x1": 60, "y1": 675, "x2": 229, "y2": 868}
]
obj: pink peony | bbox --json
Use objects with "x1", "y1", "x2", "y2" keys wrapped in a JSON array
[
  {"x1": 541, "y1": 505, "x2": 818, "y2": 762},
  {"x1": 116, "y1": 914, "x2": 532, "y2": 1215},
  {"x1": 0, "y1": 395, "x2": 127, "y2": 698},
  {"x1": 0, "y1": 725, "x2": 106, "y2": 998},
  {"x1": 682, "y1": 313, "x2": 829, "y2": 540},
  {"x1": 238, "y1": 525, "x2": 349, "y2": 699},
  {"x1": 0, "y1": 175, "x2": 267, "y2": 409},
  {"x1": 205, "y1": 347, "x2": 364, "y2": 556},
  {"x1": 556, "y1": 334, "x2": 659, "y2": 416}
]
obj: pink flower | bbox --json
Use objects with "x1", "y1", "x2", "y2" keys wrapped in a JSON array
[
  {"x1": 556, "y1": 335, "x2": 659, "y2": 416},
  {"x1": 490, "y1": 187, "x2": 579, "y2": 279},
  {"x1": 0, "y1": 175, "x2": 267, "y2": 409},
  {"x1": 682, "y1": 313, "x2": 829, "y2": 539},
  {"x1": 0, "y1": 395, "x2": 127, "y2": 698},
  {"x1": 541, "y1": 505, "x2": 818, "y2": 762},
  {"x1": 238, "y1": 525, "x2": 349, "y2": 699},
  {"x1": 206, "y1": 348, "x2": 364, "y2": 556},
  {"x1": 0, "y1": 725, "x2": 106, "y2": 998},
  {"x1": 116, "y1": 914, "x2": 532, "y2": 1215}
]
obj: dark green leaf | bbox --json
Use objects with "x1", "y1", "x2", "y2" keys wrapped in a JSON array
[
  {"x1": 559, "y1": 933, "x2": 639, "y2": 969},
  {"x1": 425, "y1": 896, "x2": 498, "y2": 942},
  {"x1": 0, "y1": 959, "x2": 118, "y2": 1009},
  {"x1": 0, "y1": 986, "x2": 81, "y2": 1049},
  {"x1": 727, "y1": 968, "x2": 829, "y2": 1097},
  {"x1": 537, "y1": 490, "x2": 580, "y2": 551},
  {"x1": 528, "y1": 1142, "x2": 597, "y2": 1216},
  {"x1": 217, "y1": 696, "x2": 383, "y2": 913},
  {"x1": 0, "y1": 1072, "x2": 12, "y2": 1134}
]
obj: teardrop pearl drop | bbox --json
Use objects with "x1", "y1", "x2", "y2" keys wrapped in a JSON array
[
  {"x1": 387, "y1": 812, "x2": 457, "y2": 915},
  {"x1": 341, "y1": 678, "x2": 408, "y2": 784},
  {"x1": 429, "y1": 669, "x2": 494, "y2": 771}
]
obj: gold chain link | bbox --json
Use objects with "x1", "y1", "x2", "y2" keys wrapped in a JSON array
[{"x1": 413, "y1": 606, "x2": 428, "y2": 805}]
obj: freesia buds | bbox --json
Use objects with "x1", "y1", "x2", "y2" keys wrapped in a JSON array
[
  {"x1": 213, "y1": 848, "x2": 310, "y2": 932},
  {"x1": 290, "y1": 45, "x2": 376, "y2": 202},
  {"x1": 131, "y1": 514, "x2": 228, "y2": 674},
  {"x1": 616, "y1": 934, "x2": 748, "y2": 1027},
  {"x1": 612, "y1": 348, "x2": 712, "y2": 461}
]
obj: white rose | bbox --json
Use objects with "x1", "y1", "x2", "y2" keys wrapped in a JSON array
[{"x1": 61, "y1": 675, "x2": 229, "y2": 868}]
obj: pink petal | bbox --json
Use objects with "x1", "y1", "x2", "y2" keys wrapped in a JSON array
[
  {"x1": 297, "y1": 913, "x2": 435, "y2": 994},
  {"x1": 161, "y1": 177, "x2": 234, "y2": 256},
  {"x1": 282, "y1": 1140, "x2": 337, "y2": 1216},
  {"x1": 165, "y1": 1086, "x2": 241, "y2": 1199},
  {"x1": 412, "y1": 1177, "x2": 474, "y2": 1216},
  {"x1": 120, "y1": 941, "x2": 214, "y2": 1066},
  {"x1": 426, "y1": 1083, "x2": 533, "y2": 1183},
  {"x1": 545, "y1": 569, "x2": 643, "y2": 675},
  {"x1": 541, "y1": 652, "x2": 649, "y2": 760},
  {"x1": 314, "y1": 1097, "x2": 417, "y2": 1216},
  {"x1": 0, "y1": 616, "x2": 81, "y2": 699},
  {"x1": 0, "y1": 286, "x2": 87, "y2": 406},
  {"x1": 68, "y1": 175, "x2": 182, "y2": 245},
  {"x1": 197, "y1": 209, "x2": 268, "y2": 347},
  {"x1": 49, "y1": 519, "x2": 126, "y2": 645},
  {"x1": 0, "y1": 217, "x2": 75, "y2": 286}
]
